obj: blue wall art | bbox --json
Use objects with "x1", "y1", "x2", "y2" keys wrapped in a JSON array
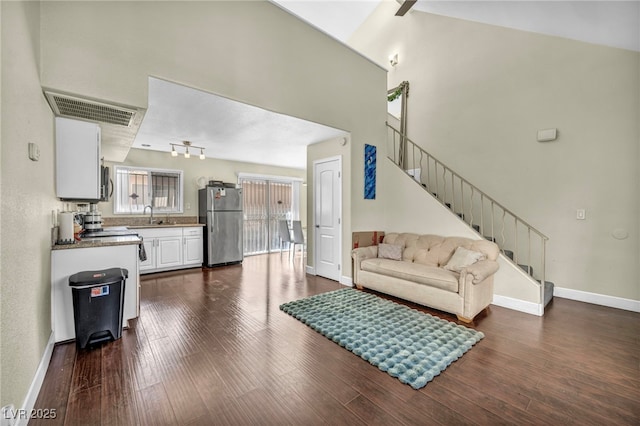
[{"x1": 364, "y1": 144, "x2": 376, "y2": 200}]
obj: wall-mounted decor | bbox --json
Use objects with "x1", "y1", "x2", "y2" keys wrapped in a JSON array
[{"x1": 364, "y1": 144, "x2": 376, "y2": 200}]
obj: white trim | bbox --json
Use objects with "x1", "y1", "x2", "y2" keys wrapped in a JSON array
[
  {"x1": 492, "y1": 295, "x2": 543, "y2": 316},
  {"x1": 305, "y1": 265, "x2": 316, "y2": 275},
  {"x1": 312, "y1": 155, "x2": 343, "y2": 283},
  {"x1": 14, "y1": 333, "x2": 55, "y2": 426},
  {"x1": 237, "y1": 172, "x2": 303, "y2": 183},
  {"x1": 554, "y1": 287, "x2": 640, "y2": 313},
  {"x1": 340, "y1": 276, "x2": 353, "y2": 287}
]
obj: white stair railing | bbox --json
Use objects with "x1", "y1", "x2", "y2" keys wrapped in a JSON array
[{"x1": 387, "y1": 123, "x2": 549, "y2": 311}]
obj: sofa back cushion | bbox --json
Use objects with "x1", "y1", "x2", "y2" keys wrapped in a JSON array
[{"x1": 383, "y1": 233, "x2": 500, "y2": 267}]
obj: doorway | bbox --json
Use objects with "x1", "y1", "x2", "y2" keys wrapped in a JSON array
[
  {"x1": 240, "y1": 175, "x2": 301, "y2": 255},
  {"x1": 313, "y1": 156, "x2": 342, "y2": 281}
]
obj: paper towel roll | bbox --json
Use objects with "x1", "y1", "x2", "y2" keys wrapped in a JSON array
[{"x1": 58, "y1": 212, "x2": 75, "y2": 244}]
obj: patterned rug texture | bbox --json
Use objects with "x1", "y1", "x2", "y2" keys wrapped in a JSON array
[{"x1": 279, "y1": 288, "x2": 484, "y2": 389}]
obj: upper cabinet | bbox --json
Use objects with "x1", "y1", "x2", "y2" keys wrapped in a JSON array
[{"x1": 55, "y1": 117, "x2": 101, "y2": 201}]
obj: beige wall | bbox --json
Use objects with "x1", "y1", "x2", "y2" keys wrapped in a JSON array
[
  {"x1": 350, "y1": 2, "x2": 640, "y2": 301},
  {"x1": 0, "y1": 1, "x2": 62, "y2": 408},
  {"x1": 306, "y1": 136, "x2": 352, "y2": 273},
  {"x1": 1, "y1": 0, "x2": 386, "y2": 412},
  {"x1": 102, "y1": 148, "x2": 307, "y2": 226},
  {"x1": 39, "y1": 0, "x2": 387, "y2": 280}
]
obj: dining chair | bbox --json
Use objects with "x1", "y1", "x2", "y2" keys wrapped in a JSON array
[
  {"x1": 291, "y1": 220, "x2": 305, "y2": 258},
  {"x1": 278, "y1": 220, "x2": 293, "y2": 257}
]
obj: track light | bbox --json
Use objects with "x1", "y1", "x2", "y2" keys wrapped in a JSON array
[{"x1": 170, "y1": 141, "x2": 205, "y2": 160}]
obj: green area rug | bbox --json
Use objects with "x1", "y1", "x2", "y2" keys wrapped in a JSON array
[{"x1": 279, "y1": 288, "x2": 484, "y2": 389}]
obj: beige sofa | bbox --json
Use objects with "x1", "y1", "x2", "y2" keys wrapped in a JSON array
[{"x1": 352, "y1": 233, "x2": 500, "y2": 322}]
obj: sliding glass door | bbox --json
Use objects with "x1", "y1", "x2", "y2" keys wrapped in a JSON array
[{"x1": 241, "y1": 176, "x2": 300, "y2": 255}]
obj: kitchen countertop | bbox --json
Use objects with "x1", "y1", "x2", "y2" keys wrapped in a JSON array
[{"x1": 52, "y1": 235, "x2": 142, "y2": 250}]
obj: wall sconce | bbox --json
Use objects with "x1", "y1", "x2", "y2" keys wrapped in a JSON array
[
  {"x1": 170, "y1": 141, "x2": 205, "y2": 160},
  {"x1": 389, "y1": 53, "x2": 399, "y2": 67}
]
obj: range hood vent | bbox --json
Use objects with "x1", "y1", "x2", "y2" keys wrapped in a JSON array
[{"x1": 44, "y1": 90, "x2": 138, "y2": 127}]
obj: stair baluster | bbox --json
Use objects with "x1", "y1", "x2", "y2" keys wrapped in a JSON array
[{"x1": 386, "y1": 123, "x2": 553, "y2": 311}]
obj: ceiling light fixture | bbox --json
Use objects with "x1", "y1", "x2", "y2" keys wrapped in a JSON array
[{"x1": 170, "y1": 140, "x2": 205, "y2": 160}]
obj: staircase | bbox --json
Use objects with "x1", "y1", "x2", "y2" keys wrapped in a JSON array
[{"x1": 387, "y1": 123, "x2": 554, "y2": 310}]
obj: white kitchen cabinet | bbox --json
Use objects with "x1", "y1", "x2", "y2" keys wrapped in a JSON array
[
  {"x1": 139, "y1": 237, "x2": 157, "y2": 272},
  {"x1": 183, "y1": 227, "x2": 204, "y2": 266},
  {"x1": 55, "y1": 117, "x2": 101, "y2": 200},
  {"x1": 135, "y1": 226, "x2": 203, "y2": 274},
  {"x1": 51, "y1": 243, "x2": 140, "y2": 343},
  {"x1": 157, "y1": 236, "x2": 183, "y2": 268}
]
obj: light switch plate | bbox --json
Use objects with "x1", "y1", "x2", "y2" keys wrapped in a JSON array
[
  {"x1": 537, "y1": 128, "x2": 557, "y2": 142},
  {"x1": 576, "y1": 209, "x2": 586, "y2": 220},
  {"x1": 28, "y1": 142, "x2": 40, "y2": 161}
]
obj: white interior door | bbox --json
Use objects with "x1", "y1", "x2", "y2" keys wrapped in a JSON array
[{"x1": 314, "y1": 157, "x2": 341, "y2": 281}]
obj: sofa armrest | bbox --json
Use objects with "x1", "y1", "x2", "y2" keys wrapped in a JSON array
[
  {"x1": 463, "y1": 260, "x2": 499, "y2": 284},
  {"x1": 352, "y1": 246, "x2": 378, "y2": 284}
]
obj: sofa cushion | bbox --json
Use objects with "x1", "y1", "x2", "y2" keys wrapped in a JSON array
[
  {"x1": 377, "y1": 243, "x2": 403, "y2": 261},
  {"x1": 361, "y1": 258, "x2": 459, "y2": 293},
  {"x1": 444, "y1": 246, "x2": 486, "y2": 272},
  {"x1": 383, "y1": 233, "x2": 500, "y2": 266}
]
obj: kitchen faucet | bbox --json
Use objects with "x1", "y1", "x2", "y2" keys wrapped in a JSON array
[{"x1": 143, "y1": 205, "x2": 155, "y2": 224}]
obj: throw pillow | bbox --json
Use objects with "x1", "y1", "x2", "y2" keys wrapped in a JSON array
[
  {"x1": 378, "y1": 243, "x2": 403, "y2": 261},
  {"x1": 444, "y1": 246, "x2": 486, "y2": 272}
]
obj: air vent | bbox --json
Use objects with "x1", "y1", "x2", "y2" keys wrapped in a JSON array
[{"x1": 44, "y1": 91, "x2": 137, "y2": 127}]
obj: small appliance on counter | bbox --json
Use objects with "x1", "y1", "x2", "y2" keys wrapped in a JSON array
[
  {"x1": 57, "y1": 211, "x2": 76, "y2": 245},
  {"x1": 81, "y1": 203, "x2": 103, "y2": 234}
]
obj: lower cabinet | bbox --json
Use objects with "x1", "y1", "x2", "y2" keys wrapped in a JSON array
[
  {"x1": 183, "y1": 228, "x2": 204, "y2": 266},
  {"x1": 51, "y1": 243, "x2": 140, "y2": 343},
  {"x1": 136, "y1": 226, "x2": 203, "y2": 274}
]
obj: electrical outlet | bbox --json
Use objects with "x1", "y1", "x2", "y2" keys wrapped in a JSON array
[
  {"x1": 576, "y1": 209, "x2": 586, "y2": 220},
  {"x1": 185, "y1": 202, "x2": 191, "y2": 210}
]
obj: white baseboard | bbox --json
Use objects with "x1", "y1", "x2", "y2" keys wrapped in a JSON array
[
  {"x1": 492, "y1": 295, "x2": 543, "y2": 316},
  {"x1": 340, "y1": 276, "x2": 353, "y2": 287},
  {"x1": 305, "y1": 265, "x2": 315, "y2": 275},
  {"x1": 554, "y1": 287, "x2": 640, "y2": 313},
  {"x1": 13, "y1": 332, "x2": 55, "y2": 426}
]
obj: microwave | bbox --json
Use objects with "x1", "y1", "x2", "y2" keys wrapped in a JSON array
[{"x1": 100, "y1": 165, "x2": 111, "y2": 202}]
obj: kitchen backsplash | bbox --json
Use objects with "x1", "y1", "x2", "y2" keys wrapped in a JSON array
[{"x1": 104, "y1": 215, "x2": 199, "y2": 227}]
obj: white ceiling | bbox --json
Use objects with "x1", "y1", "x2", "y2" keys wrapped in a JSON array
[
  {"x1": 275, "y1": 0, "x2": 640, "y2": 51},
  {"x1": 132, "y1": 78, "x2": 348, "y2": 170},
  {"x1": 131, "y1": 1, "x2": 639, "y2": 170}
]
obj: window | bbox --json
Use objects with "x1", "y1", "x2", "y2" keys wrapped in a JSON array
[
  {"x1": 239, "y1": 174, "x2": 301, "y2": 255},
  {"x1": 114, "y1": 166, "x2": 183, "y2": 214}
]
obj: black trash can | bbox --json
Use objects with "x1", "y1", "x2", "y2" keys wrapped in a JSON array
[{"x1": 69, "y1": 267, "x2": 128, "y2": 349}]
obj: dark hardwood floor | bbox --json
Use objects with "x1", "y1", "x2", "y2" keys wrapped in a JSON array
[{"x1": 32, "y1": 253, "x2": 640, "y2": 425}]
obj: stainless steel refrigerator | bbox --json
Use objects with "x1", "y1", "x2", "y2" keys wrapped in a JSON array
[{"x1": 198, "y1": 185, "x2": 243, "y2": 267}]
